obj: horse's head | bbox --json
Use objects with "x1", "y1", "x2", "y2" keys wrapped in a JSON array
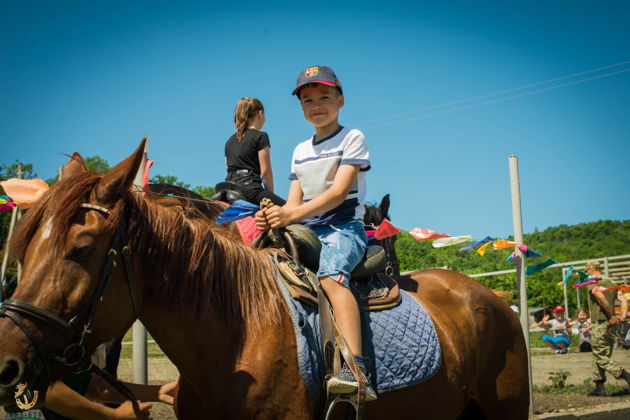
[
  {"x1": 364, "y1": 194, "x2": 400, "y2": 276},
  {"x1": 0, "y1": 141, "x2": 146, "y2": 408}
]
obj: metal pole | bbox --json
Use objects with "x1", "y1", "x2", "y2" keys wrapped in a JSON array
[
  {"x1": 509, "y1": 155, "x2": 534, "y2": 416},
  {"x1": 16, "y1": 166, "x2": 22, "y2": 283},
  {"x1": 576, "y1": 271, "x2": 581, "y2": 310},
  {"x1": 132, "y1": 141, "x2": 149, "y2": 385},
  {"x1": 604, "y1": 257, "x2": 610, "y2": 278},
  {"x1": 16, "y1": 211, "x2": 21, "y2": 282},
  {"x1": 563, "y1": 276, "x2": 569, "y2": 316}
]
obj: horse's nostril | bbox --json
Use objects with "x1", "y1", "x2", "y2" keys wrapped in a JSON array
[{"x1": 0, "y1": 359, "x2": 20, "y2": 386}]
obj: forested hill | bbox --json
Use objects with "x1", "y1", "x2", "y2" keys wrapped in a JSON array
[{"x1": 395, "y1": 220, "x2": 630, "y2": 309}]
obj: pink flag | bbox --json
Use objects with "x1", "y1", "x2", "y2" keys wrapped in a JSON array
[
  {"x1": 0, "y1": 178, "x2": 49, "y2": 209},
  {"x1": 409, "y1": 228, "x2": 451, "y2": 241},
  {"x1": 374, "y1": 218, "x2": 401, "y2": 240}
]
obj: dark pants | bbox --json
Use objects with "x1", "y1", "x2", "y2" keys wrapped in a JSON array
[{"x1": 227, "y1": 172, "x2": 286, "y2": 206}]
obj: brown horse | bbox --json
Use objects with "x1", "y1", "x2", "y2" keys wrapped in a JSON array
[{"x1": 0, "y1": 141, "x2": 529, "y2": 419}]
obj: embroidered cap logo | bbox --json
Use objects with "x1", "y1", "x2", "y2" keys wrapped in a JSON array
[{"x1": 304, "y1": 66, "x2": 319, "y2": 78}]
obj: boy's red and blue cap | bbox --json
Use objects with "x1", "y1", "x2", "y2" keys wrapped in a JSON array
[
  {"x1": 553, "y1": 306, "x2": 565, "y2": 313},
  {"x1": 292, "y1": 65, "x2": 343, "y2": 96}
]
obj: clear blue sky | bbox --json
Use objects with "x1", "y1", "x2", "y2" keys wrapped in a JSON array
[{"x1": 1, "y1": 0, "x2": 629, "y2": 239}]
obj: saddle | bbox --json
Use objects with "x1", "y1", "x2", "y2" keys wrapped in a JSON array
[
  {"x1": 258, "y1": 224, "x2": 401, "y2": 311},
  {"x1": 210, "y1": 181, "x2": 247, "y2": 203}
]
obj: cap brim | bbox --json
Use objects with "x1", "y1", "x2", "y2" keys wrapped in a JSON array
[{"x1": 292, "y1": 80, "x2": 337, "y2": 95}]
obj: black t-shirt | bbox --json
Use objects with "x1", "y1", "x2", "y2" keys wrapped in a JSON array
[{"x1": 225, "y1": 129, "x2": 270, "y2": 175}]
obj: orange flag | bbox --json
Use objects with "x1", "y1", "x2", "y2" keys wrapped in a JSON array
[
  {"x1": 493, "y1": 239, "x2": 517, "y2": 250},
  {"x1": 0, "y1": 178, "x2": 49, "y2": 209}
]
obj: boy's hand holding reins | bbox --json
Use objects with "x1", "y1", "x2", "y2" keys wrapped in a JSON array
[
  {"x1": 264, "y1": 205, "x2": 294, "y2": 228},
  {"x1": 255, "y1": 208, "x2": 271, "y2": 232},
  {"x1": 255, "y1": 205, "x2": 296, "y2": 230}
]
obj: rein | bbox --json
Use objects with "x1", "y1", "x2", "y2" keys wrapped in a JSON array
[{"x1": 0, "y1": 203, "x2": 139, "y2": 409}]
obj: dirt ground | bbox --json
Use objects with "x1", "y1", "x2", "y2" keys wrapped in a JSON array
[{"x1": 3, "y1": 349, "x2": 630, "y2": 419}]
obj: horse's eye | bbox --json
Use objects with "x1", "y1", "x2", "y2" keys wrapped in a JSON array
[{"x1": 65, "y1": 245, "x2": 95, "y2": 261}]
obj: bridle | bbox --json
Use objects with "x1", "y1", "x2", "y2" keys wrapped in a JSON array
[
  {"x1": 364, "y1": 220, "x2": 397, "y2": 276},
  {"x1": 0, "y1": 202, "x2": 139, "y2": 408}
]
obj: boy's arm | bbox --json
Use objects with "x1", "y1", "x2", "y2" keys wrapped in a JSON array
[
  {"x1": 45, "y1": 380, "x2": 152, "y2": 420},
  {"x1": 266, "y1": 164, "x2": 360, "y2": 227},
  {"x1": 255, "y1": 180, "x2": 303, "y2": 231}
]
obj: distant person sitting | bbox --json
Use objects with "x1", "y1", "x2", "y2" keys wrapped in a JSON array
[
  {"x1": 574, "y1": 307, "x2": 592, "y2": 352},
  {"x1": 224, "y1": 97, "x2": 286, "y2": 206},
  {"x1": 539, "y1": 306, "x2": 572, "y2": 354}
]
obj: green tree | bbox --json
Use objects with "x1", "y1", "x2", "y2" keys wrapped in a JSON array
[
  {"x1": 0, "y1": 161, "x2": 37, "y2": 181},
  {"x1": 192, "y1": 185, "x2": 215, "y2": 198},
  {"x1": 84, "y1": 155, "x2": 110, "y2": 174},
  {"x1": 150, "y1": 174, "x2": 191, "y2": 189},
  {"x1": 46, "y1": 155, "x2": 111, "y2": 185}
]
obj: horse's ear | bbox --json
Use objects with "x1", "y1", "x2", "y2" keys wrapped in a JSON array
[
  {"x1": 60, "y1": 153, "x2": 87, "y2": 180},
  {"x1": 96, "y1": 138, "x2": 147, "y2": 204},
  {"x1": 379, "y1": 194, "x2": 391, "y2": 219}
]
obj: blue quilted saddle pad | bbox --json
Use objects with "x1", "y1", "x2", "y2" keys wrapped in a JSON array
[{"x1": 277, "y1": 276, "x2": 442, "y2": 400}]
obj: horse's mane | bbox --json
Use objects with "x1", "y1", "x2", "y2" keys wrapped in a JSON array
[{"x1": 11, "y1": 171, "x2": 283, "y2": 330}]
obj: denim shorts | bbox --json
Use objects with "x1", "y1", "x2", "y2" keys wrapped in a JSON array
[{"x1": 311, "y1": 220, "x2": 367, "y2": 288}]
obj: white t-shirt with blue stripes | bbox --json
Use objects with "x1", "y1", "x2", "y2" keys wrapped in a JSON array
[{"x1": 289, "y1": 126, "x2": 370, "y2": 227}]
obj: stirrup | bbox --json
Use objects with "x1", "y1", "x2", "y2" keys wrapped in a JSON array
[{"x1": 322, "y1": 393, "x2": 362, "y2": 420}]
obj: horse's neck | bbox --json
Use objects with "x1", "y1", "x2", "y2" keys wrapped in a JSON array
[{"x1": 139, "y1": 297, "x2": 312, "y2": 414}]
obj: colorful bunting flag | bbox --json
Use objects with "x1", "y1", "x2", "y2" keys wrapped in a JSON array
[
  {"x1": 557, "y1": 266, "x2": 574, "y2": 287},
  {"x1": 572, "y1": 277, "x2": 599, "y2": 288},
  {"x1": 507, "y1": 246, "x2": 544, "y2": 262},
  {"x1": 0, "y1": 195, "x2": 16, "y2": 213},
  {"x1": 432, "y1": 235, "x2": 473, "y2": 248},
  {"x1": 601, "y1": 285, "x2": 630, "y2": 293},
  {"x1": 0, "y1": 178, "x2": 49, "y2": 209},
  {"x1": 493, "y1": 239, "x2": 517, "y2": 250},
  {"x1": 459, "y1": 236, "x2": 494, "y2": 252},
  {"x1": 409, "y1": 228, "x2": 450, "y2": 241},
  {"x1": 525, "y1": 257, "x2": 557, "y2": 276},
  {"x1": 216, "y1": 200, "x2": 259, "y2": 225},
  {"x1": 374, "y1": 218, "x2": 401, "y2": 240}
]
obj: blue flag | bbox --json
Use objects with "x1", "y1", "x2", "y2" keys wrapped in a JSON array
[
  {"x1": 216, "y1": 200, "x2": 259, "y2": 225},
  {"x1": 525, "y1": 258, "x2": 557, "y2": 277},
  {"x1": 459, "y1": 236, "x2": 494, "y2": 252}
]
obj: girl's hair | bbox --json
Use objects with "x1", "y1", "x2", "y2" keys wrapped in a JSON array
[
  {"x1": 234, "y1": 97, "x2": 264, "y2": 140},
  {"x1": 577, "y1": 307, "x2": 589, "y2": 315}
]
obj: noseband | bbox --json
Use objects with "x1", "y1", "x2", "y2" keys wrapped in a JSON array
[{"x1": 0, "y1": 203, "x2": 139, "y2": 407}]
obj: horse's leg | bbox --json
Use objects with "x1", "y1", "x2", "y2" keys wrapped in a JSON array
[
  {"x1": 464, "y1": 287, "x2": 530, "y2": 420},
  {"x1": 395, "y1": 270, "x2": 529, "y2": 420}
]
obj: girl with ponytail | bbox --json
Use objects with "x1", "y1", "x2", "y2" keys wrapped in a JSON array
[{"x1": 224, "y1": 97, "x2": 286, "y2": 205}]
